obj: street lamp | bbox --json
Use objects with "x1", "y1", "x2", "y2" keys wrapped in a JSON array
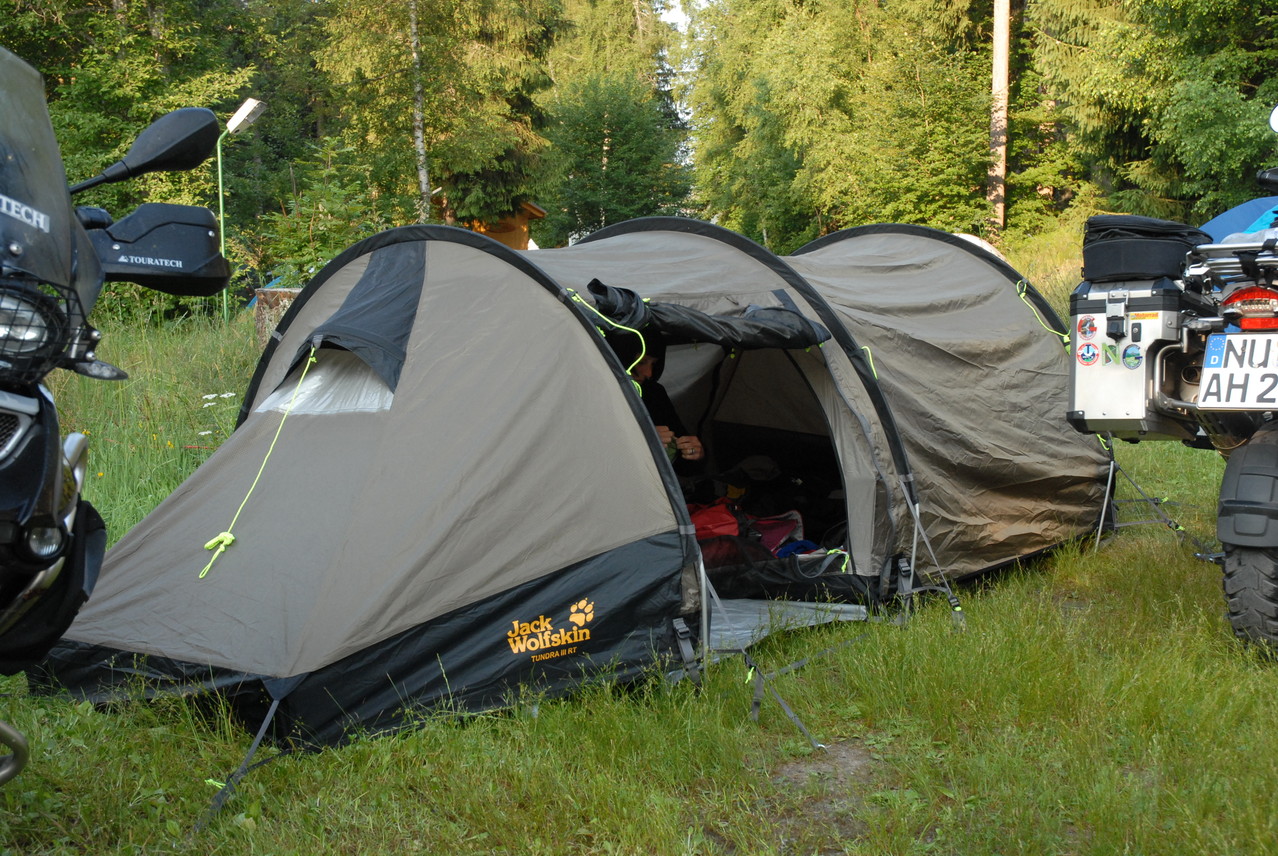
[{"x1": 216, "y1": 97, "x2": 266, "y2": 320}]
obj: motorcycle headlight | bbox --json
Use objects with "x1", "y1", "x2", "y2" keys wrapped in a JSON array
[
  {"x1": 24, "y1": 525, "x2": 65, "y2": 560},
  {"x1": 0, "y1": 287, "x2": 62, "y2": 358},
  {"x1": 0, "y1": 282, "x2": 73, "y2": 382}
]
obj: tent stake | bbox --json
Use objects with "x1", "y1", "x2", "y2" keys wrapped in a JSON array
[{"x1": 192, "y1": 697, "x2": 283, "y2": 836}]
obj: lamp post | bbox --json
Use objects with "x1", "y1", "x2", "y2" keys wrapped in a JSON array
[{"x1": 216, "y1": 97, "x2": 266, "y2": 320}]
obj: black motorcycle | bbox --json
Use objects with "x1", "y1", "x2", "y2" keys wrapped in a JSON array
[
  {"x1": 0, "y1": 47, "x2": 230, "y2": 783},
  {"x1": 1068, "y1": 105, "x2": 1278, "y2": 650}
]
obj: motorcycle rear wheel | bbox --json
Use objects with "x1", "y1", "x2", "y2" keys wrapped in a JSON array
[{"x1": 1223, "y1": 546, "x2": 1278, "y2": 649}]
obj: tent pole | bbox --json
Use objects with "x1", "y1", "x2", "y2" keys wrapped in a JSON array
[
  {"x1": 1094, "y1": 457, "x2": 1117, "y2": 553},
  {"x1": 897, "y1": 479, "x2": 965, "y2": 627},
  {"x1": 699, "y1": 556, "x2": 710, "y2": 672}
]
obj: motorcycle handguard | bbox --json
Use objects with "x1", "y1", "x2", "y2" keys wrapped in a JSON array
[{"x1": 87, "y1": 203, "x2": 230, "y2": 296}]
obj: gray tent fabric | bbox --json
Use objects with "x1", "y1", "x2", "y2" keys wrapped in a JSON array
[
  {"x1": 788, "y1": 224, "x2": 1109, "y2": 576},
  {"x1": 34, "y1": 219, "x2": 1108, "y2": 746}
]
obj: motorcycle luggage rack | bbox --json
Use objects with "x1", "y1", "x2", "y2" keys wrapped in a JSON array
[{"x1": 1185, "y1": 240, "x2": 1278, "y2": 288}]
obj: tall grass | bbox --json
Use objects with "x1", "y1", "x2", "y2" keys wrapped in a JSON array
[
  {"x1": 1003, "y1": 214, "x2": 1091, "y2": 318},
  {"x1": 4, "y1": 230, "x2": 1278, "y2": 854},
  {"x1": 45, "y1": 314, "x2": 259, "y2": 542}
]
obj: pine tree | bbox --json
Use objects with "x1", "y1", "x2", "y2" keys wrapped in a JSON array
[
  {"x1": 1031, "y1": 0, "x2": 1278, "y2": 220},
  {"x1": 533, "y1": 0, "x2": 691, "y2": 246},
  {"x1": 689, "y1": 0, "x2": 995, "y2": 251},
  {"x1": 318, "y1": 0, "x2": 565, "y2": 225}
]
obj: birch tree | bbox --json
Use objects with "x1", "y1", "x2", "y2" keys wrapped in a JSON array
[{"x1": 319, "y1": 0, "x2": 564, "y2": 224}]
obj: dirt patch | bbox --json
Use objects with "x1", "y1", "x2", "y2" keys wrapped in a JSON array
[
  {"x1": 765, "y1": 739, "x2": 880, "y2": 853},
  {"x1": 771, "y1": 739, "x2": 877, "y2": 788},
  {"x1": 701, "y1": 739, "x2": 884, "y2": 854}
]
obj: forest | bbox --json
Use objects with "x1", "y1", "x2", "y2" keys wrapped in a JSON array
[{"x1": 4, "y1": 0, "x2": 1277, "y2": 292}]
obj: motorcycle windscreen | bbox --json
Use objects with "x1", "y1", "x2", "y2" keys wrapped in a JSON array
[{"x1": 0, "y1": 48, "x2": 75, "y2": 292}]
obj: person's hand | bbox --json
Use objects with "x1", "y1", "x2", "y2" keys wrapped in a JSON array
[
  {"x1": 675, "y1": 435, "x2": 703, "y2": 461},
  {"x1": 655, "y1": 426, "x2": 676, "y2": 445}
]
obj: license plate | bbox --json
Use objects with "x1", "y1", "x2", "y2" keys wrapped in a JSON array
[{"x1": 1199, "y1": 333, "x2": 1278, "y2": 409}]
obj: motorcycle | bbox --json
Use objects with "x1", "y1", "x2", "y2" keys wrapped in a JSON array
[
  {"x1": 0, "y1": 47, "x2": 230, "y2": 783},
  {"x1": 1067, "y1": 104, "x2": 1278, "y2": 649}
]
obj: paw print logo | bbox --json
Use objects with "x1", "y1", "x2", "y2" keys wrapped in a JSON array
[{"x1": 568, "y1": 599, "x2": 595, "y2": 627}]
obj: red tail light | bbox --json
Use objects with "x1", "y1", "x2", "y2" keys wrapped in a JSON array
[{"x1": 1223, "y1": 285, "x2": 1278, "y2": 330}]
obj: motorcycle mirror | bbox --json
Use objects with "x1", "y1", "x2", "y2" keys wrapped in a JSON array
[
  {"x1": 69, "y1": 107, "x2": 219, "y2": 195},
  {"x1": 1270, "y1": 105, "x2": 1278, "y2": 134}
]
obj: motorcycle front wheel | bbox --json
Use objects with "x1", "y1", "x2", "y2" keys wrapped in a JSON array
[{"x1": 1223, "y1": 546, "x2": 1278, "y2": 649}]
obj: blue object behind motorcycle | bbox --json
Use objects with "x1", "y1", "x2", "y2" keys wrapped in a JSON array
[{"x1": 1200, "y1": 197, "x2": 1278, "y2": 241}]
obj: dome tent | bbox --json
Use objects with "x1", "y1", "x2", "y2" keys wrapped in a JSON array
[{"x1": 35, "y1": 219, "x2": 1108, "y2": 747}]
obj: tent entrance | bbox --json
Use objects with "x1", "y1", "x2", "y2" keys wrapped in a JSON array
[{"x1": 659, "y1": 343, "x2": 868, "y2": 605}]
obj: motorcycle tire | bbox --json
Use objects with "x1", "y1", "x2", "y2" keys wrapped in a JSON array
[{"x1": 1223, "y1": 546, "x2": 1278, "y2": 649}]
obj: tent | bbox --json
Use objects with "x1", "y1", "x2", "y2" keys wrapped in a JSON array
[
  {"x1": 35, "y1": 219, "x2": 1108, "y2": 747},
  {"x1": 785, "y1": 223, "x2": 1107, "y2": 580},
  {"x1": 1199, "y1": 197, "x2": 1278, "y2": 241}
]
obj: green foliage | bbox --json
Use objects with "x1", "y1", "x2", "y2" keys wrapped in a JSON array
[
  {"x1": 1002, "y1": 41, "x2": 1092, "y2": 236},
  {"x1": 240, "y1": 139, "x2": 393, "y2": 288},
  {"x1": 88, "y1": 283, "x2": 217, "y2": 329},
  {"x1": 535, "y1": 72, "x2": 692, "y2": 246},
  {"x1": 688, "y1": 0, "x2": 998, "y2": 252},
  {"x1": 531, "y1": 0, "x2": 690, "y2": 246},
  {"x1": 549, "y1": 0, "x2": 675, "y2": 83},
  {"x1": 0, "y1": 1, "x2": 1269, "y2": 322},
  {"x1": 6, "y1": 0, "x2": 255, "y2": 214},
  {"x1": 215, "y1": 0, "x2": 338, "y2": 227},
  {"x1": 5, "y1": 0, "x2": 1278, "y2": 300},
  {"x1": 2, "y1": 1, "x2": 287, "y2": 318},
  {"x1": 318, "y1": 0, "x2": 566, "y2": 225},
  {"x1": 798, "y1": 27, "x2": 992, "y2": 234},
  {"x1": 685, "y1": 0, "x2": 820, "y2": 252},
  {"x1": 1030, "y1": 0, "x2": 1278, "y2": 221}
]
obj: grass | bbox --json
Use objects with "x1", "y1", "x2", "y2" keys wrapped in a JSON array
[
  {"x1": 4, "y1": 231, "x2": 1278, "y2": 854},
  {"x1": 1002, "y1": 216, "x2": 1091, "y2": 319},
  {"x1": 45, "y1": 313, "x2": 259, "y2": 541}
]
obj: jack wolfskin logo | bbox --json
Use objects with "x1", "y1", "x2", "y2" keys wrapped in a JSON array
[
  {"x1": 568, "y1": 599, "x2": 594, "y2": 627},
  {"x1": 506, "y1": 600, "x2": 595, "y2": 662}
]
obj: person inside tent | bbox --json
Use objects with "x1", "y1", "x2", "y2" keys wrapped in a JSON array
[{"x1": 609, "y1": 332, "x2": 704, "y2": 468}]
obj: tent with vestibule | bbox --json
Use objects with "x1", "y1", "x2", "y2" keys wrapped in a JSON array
[{"x1": 34, "y1": 217, "x2": 1108, "y2": 747}]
